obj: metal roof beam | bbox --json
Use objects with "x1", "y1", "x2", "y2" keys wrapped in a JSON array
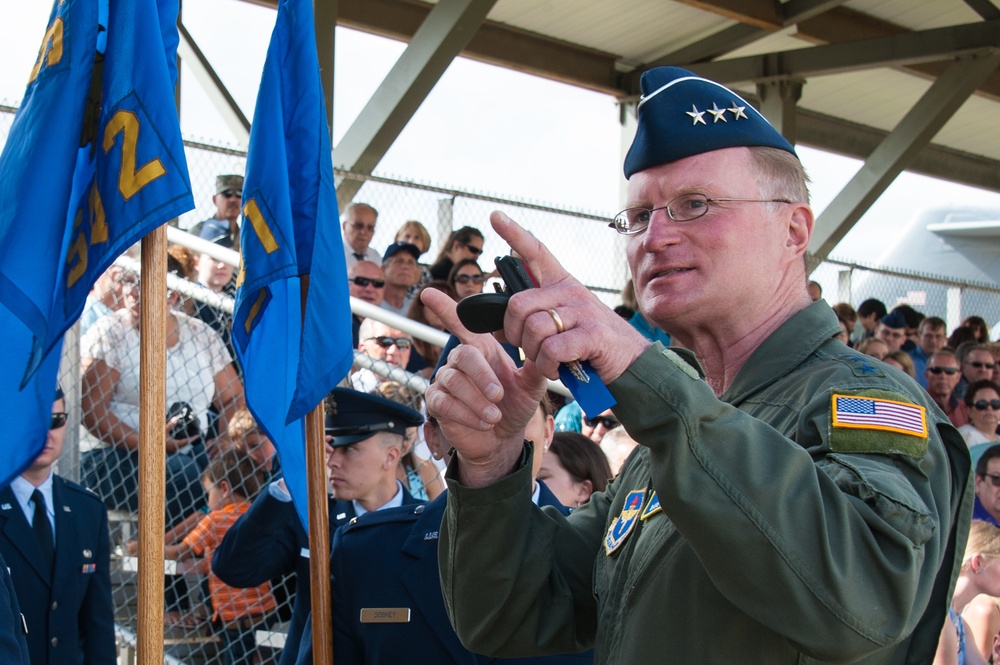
[
  {"x1": 687, "y1": 20, "x2": 1000, "y2": 84},
  {"x1": 332, "y1": 0, "x2": 498, "y2": 210},
  {"x1": 808, "y1": 54, "x2": 1000, "y2": 261},
  {"x1": 674, "y1": 0, "x2": 783, "y2": 29},
  {"x1": 239, "y1": 0, "x2": 620, "y2": 95},
  {"x1": 176, "y1": 21, "x2": 251, "y2": 144},
  {"x1": 795, "y1": 111, "x2": 1000, "y2": 194},
  {"x1": 963, "y1": 0, "x2": 1000, "y2": 21}
]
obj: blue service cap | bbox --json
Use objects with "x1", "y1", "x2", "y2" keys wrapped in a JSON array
[
  {"x1": 881, "y1": 309, "x2": 908, "y2": 330},
  {"x1": 324, "y1": 387, "x2": 423, "y2": 448},
  {"x1": 430, "y1": 334, "x2": 524, "y2": 383},
  {"x1": 382, "y1": 242, "x2": 421, "y2": 263},
  {"x1": 623, "y1": 66, "x2": 796, "y2": 179}
]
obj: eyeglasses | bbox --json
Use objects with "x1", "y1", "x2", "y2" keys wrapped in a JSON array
[
  {"x1": 366, "y1": 336, "x2": 412, "y2": 350},
  {"x1": 968, "y1": 361, "x2": 997, "y2": 370},
  {"x1": 454, "y1": 274, "x2": 485, "y2": 284},
  {"x1": 584, "y1": 416, "x2": 619, "y2": 430},
  {"x1": 982, "y1": 473, "x2": 1000, "y2": 487},
  {"x1": 350, "y1": 276, "x2": 385, "y2": 288},
  {"x1": 610, "y1": 193, "x2": 793, "y2": 235},
  {"x1": 51, "y1": 412, "x2": 68, "y2": 429},
  {"x1": 219, "y1": 189, "x2": 242, "y2": 198},
  {"x1": 350, "y1": 222, "x2": 376, "y2": 233},
  {"x1": 974, "y1": 399, "x2": 1000, "y2": 411},
  {"x1": 463, "y1": 243, "x2": 483, "y2": 256},
  {"x1": 119, "y1": 275, "x2": 140, "y2": 290},
  {"x1": 927, "y1": 366, "x2": 960, "y2": 375}
]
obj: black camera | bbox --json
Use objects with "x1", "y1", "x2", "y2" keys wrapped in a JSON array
[{"x1": 166, "y1": 402, "x2": 200, "y2": 440}]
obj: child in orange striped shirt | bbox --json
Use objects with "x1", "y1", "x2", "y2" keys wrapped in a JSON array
[{"x1": 168, "y1": 449, "x2": 276, "y2": 665}]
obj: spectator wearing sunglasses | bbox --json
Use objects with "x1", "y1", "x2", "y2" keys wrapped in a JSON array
[
  {"x1": 347, "y1": 262, "x2": 385, "y2": 346},
  {"x1": 958, "y1": 345, "x2": 999, "y2": 401},
  {"x1": 448, "y1": 259, "x2": 486, "y2": 300},
  {"x1": 190, "y1": 174, "x2": 244, "y2": 248},
  {"x1": 973, "y1": 445, "x2": 1000, "y2": 528},
  {"x1": 342, "y1": 203, "x2": 382, "y2": 268},
  {"x1": 0, "y1": 387, "x2": 115, "y2": 665},
  {"x1": 352, "y1": 319, "x2": 413, "y2": 393},
  {"x1": 925, "y1": 349, "x2": 969, "y2": 428},
  {"x1": 580, "y1": 409, "x2": 620, "y2": 444},
  {"x1": 958, "y1": 380, "x2": 1000, "y2": 448},
  {"x1": 429, "y1": 225, "x2": 484, "y2": 281}
]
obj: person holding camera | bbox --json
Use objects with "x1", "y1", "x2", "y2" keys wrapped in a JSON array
[{"x1": 80, "y1": 254, "x2": 245, "y2": 529}]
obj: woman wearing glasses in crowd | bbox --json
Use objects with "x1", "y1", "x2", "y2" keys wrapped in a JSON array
[
  {"x1": 80, "y1": 255, "x2": 245, "y2": 528},
  {"x1": 429, "y1": 225, "x2": 484, "y2": 281},
  {"x1": 959, "y1": 380, "x2": 1000, "y2": 447},
  {"x1": 448, "y1": 259, "x2": 486, "y2": 300}
]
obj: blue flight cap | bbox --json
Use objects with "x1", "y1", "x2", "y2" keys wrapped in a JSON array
[
  {"x1": 382, "y1": 242, "x2": 421, "y2": 263},
  {"x1": 430, "y1": 334, "x2": 524, "y2": 383},
  {"x1": 623, "y1": 66, "x2": 796, "y2": 179},
  {"x1": 324, "y1": 387, "x2": 423, "y2": 448},
  {"x1": 880, "y1": 309, "x2": 908, "y2": 330}
]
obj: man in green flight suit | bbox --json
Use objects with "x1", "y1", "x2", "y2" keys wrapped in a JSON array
[{"x1": 420, "y1": 66, "x2": 972, "y2": 664}]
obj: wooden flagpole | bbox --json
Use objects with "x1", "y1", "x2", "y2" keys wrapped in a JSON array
[
  {"x1": 137, "y1": 226, "x2": 168, "y2": 665},
  {"x1": 304, "y1": 275, "x2": 334, "y2": 665}
]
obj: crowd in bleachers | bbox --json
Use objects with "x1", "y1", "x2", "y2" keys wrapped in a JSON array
[{"x1": 6, "y1": 171, "x2": 1000, "y2": 664}]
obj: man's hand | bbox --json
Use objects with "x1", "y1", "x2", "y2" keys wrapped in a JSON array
[
  {"x1": 421, "y1": 287, "x2": 548, "y2": 487},
  {"x1": 421, "y1": 211, "x2": 649, "y2": 488},
  {"x1": 490, "y1": 211, "x2": 648, "y2": 383}
]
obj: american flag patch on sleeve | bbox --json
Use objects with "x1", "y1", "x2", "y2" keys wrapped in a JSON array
[{"x1": 831, "y1": 394, "x2": 927, "y2": 438}]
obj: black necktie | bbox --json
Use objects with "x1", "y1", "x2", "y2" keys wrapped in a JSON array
[
  {"x1": 31, "y1": 490, "x2": 54, "y2": 575},
  {"x1": 352, "y1": 252, "x2": 365, "y2": 261}
]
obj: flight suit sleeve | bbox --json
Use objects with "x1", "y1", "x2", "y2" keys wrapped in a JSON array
[
  {"x1": 610, "y1": 343, "x2": 969, "y2": 662},
  {"x1": 439, "y1": 444, "x2": 615, "y2": 657}
]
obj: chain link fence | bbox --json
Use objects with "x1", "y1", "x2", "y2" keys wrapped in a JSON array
[{"x1": 3, "y1": 99, "x2": 1000, "y2": 663}]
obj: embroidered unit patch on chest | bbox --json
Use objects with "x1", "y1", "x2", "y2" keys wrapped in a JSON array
[
  {"x1": 604, "y1": 489, "x2": 646, "y2": 555},
  {"x1": 832, "y1": 394, "x2": 927, "y2": 438}
]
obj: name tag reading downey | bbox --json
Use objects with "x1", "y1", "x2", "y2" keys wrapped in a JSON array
[{"x1": 360, "y1": 608, "x2": 411, "y2": 623}]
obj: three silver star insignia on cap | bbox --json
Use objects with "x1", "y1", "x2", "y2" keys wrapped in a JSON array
[{"x1": 686, "y1": 102, "x2": 748, "y2": 126}]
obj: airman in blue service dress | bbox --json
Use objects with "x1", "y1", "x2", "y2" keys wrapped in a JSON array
[
  {"x1": 0, "y1": 476, "x2": 115, "y2": 665},
  {"x1": 213, "y1": 387, "x2": 424, "y2": 665},
  {"x1": 319, "y1": 484, "x2": 590, "y2": 665}
]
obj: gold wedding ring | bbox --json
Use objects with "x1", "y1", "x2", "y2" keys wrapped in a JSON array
[
  {"x1": 548, "y1": 309, "x2": 565, "y2": 334},
  {"x1": 546, "y1": 308, "x2": 590, "y2": 384}
]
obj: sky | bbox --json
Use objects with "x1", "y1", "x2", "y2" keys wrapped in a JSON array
[{"x1": 3, "y1": 0, "x2": 1000, "y2": 299}]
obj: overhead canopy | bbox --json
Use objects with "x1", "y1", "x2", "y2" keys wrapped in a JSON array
[{"x1": 226, "y1": 0, "x2": 1000, "y2": 262}]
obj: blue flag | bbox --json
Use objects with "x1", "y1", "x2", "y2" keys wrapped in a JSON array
[
  {"x1": 233, "y1": 0, "x2": 353, "y2": 530},
  {"x1": 0, "y1": 0, "x2": 192, "y2": 490}
]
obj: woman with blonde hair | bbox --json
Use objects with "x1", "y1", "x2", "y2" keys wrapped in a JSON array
[{"x1": 935, "y1": 520, "x2": 1000, "y2": 664}]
